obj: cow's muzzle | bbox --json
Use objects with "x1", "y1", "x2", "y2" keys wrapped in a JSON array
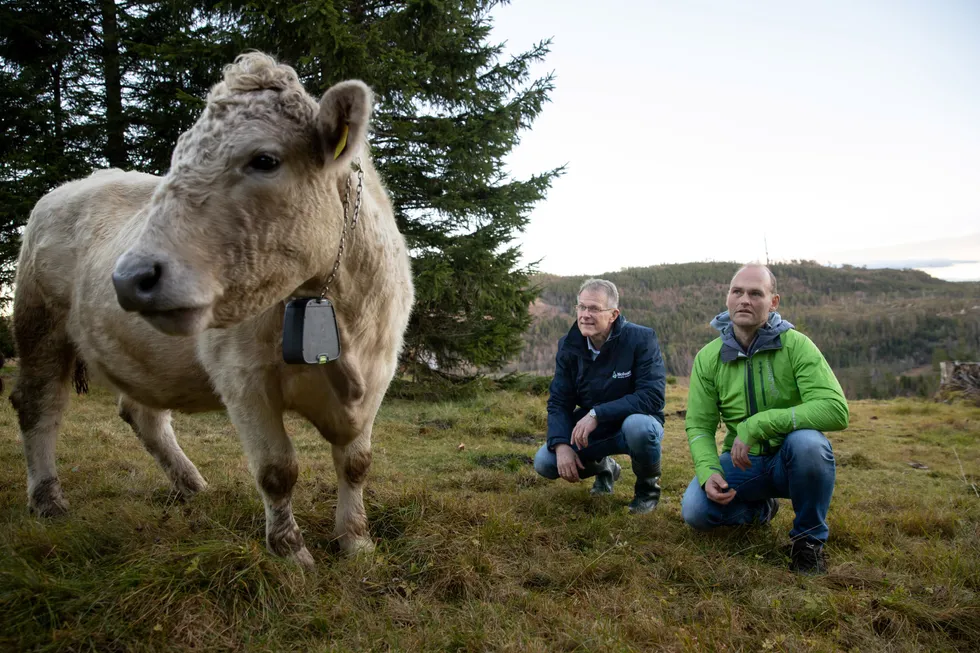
[
  {"x1": 113, "y1": 252, "x2": 164, "y2": 312},
  {"x1": 112, "y1": 251, "x2": 214, "y2": 336}
]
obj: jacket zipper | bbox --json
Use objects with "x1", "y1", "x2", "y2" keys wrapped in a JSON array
[
  {"x1": 745, "y1": 359, "x2": 758, "y2": 416},
  {"x1": 759, "y1": 360, "x2": 767, "y2": 408}
]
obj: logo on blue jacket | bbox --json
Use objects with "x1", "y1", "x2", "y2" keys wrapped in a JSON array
[{"x1": 611, "y1": 370, "x2": 632, "y2": 379}]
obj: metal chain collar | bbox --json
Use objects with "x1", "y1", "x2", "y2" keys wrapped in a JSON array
[{"x1": 320, "y1": 159, "x2": 364, "y2": 300}]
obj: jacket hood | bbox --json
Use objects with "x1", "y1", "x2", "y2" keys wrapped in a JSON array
[
  {"x1": 711, "y1": 310, "x2": 792, "y2": 333},
  {"x1": 711, "y1": 310, "x2": 794, "y2": 362}
]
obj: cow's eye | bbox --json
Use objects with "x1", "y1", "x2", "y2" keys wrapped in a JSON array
[{"x1": 248, "y1": 154, "x2": 281, "y2": 171}]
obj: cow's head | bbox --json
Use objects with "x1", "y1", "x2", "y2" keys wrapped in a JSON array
[{"x1": 112, "y1": 52, "x2": 372, "y2": 336}]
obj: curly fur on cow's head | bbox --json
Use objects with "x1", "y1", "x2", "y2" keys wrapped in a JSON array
[{"x1": 111, "y1": 52, "x2": 374, "y2": 336}]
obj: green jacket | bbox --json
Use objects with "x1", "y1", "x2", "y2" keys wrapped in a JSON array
[{"x1": 685, "y1": 311, "x2": 849, "y2": 486}]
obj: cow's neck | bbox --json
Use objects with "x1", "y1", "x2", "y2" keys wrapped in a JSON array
[
  {"x1": 327, "y1": 214, "x2": 389, "y2": 311},
  {"x1": 315, "y1": 166, "x2": 397, "y2": 320}
]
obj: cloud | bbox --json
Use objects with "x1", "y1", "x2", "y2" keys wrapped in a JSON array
[{"x1": 849, "y1": 259, "x2": 979, "y2": 270}]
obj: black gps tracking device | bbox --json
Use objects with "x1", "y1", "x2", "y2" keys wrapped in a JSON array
[{"x1": 282, "y1": 298, "x2": 341, "y2": 364}]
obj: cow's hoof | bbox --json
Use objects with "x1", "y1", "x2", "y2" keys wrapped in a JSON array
[
  {"x1": 29, "y1": 481, "x2": 70, "y2": 518},
  {"x1": 291, "y1": 546, "x2": 315, "y2": 570},
  {"x1": 174, "y1": 470, "x2": 208, "y2": 497},
  {"x1": 30, "y1": 497, "x2": 70, "y2": 518},
  {"x1": 341, "y1": 535, "x2": 376, "y2": 556}
]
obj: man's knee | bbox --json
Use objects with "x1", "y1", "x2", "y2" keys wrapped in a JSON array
[
  {"x1": 783, "y1": 429, "x2": 835, "y2": 470},
  {"x1": 681, "y1": 496, "x2": 715, "y2": 531},
  {"x1": 681, "y1": 479, "x2": 715, "y2": 531},
  {"x1": 533, "y1": 445, "x2": 560, "y2": 480},
  {"x1": 622, "y1": 414, "x2": 663, "y2": 449}
]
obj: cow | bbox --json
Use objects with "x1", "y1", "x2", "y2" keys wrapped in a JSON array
[{"x1": 9, "y1": 52, "x2": 414, "y2": 567}]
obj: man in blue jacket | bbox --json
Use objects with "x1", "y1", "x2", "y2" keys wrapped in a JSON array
[{"x1": 533, "y1": 279, "x2": 667, "y2": 514}]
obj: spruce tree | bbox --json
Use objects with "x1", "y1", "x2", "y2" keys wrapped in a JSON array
[{"x1": 0, "y1": 0, "x2": 97, "y2": 294}]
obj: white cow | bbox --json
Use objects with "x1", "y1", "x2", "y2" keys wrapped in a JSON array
[{"x1": 10, "y1": 52, "x2": 414, "y2": 567}]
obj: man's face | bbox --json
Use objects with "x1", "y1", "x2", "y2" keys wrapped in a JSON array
[
  {"x1": 726, "y1": 267, "x2": 780, "y2": 330},
  {"x1": 576, "y1": 288, "x2": 620, "y2": 339}
]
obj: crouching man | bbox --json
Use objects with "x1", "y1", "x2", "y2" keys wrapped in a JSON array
[
  {"x1": 534, "y1": 279, "x2": 666, "y2": 514},
  {"x1": 682, "y1": 264, "x2": 849, "y2": 574}
]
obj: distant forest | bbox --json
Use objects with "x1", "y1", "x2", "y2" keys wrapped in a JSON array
[{"x1": 508, "y1": 261, "x2": 980, "y2": 400}]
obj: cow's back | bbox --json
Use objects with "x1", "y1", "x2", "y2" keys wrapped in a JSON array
[
  {"x1": 18, "y1": 169, "x2": 160, "y2": 305},
  {"x1": 17, "y1": 169, "x2": 220, "y2": 412}
]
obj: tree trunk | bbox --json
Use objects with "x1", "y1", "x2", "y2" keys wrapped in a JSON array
[
  {"x1": 939, "y1": 361, "x2": 980, "y2": 401},
  {"x1": 100, "y1": 0, "x2": 127, "y2": 168},
  {"x1": 52, "y1": 59, "x2": 63, "y2": 151}
]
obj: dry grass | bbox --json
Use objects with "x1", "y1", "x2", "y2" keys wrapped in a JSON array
[{"x1": 1, "y1": 366, "x2": 979, "y2": 652}]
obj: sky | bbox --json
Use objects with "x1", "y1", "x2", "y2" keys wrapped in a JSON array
[{"x1": 489, "y1": 0, "x2": 980, "y2": 281}]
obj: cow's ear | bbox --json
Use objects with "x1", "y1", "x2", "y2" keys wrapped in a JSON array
[{"x1": 318, "y1": 80, "x2": 373, "y2": 167}]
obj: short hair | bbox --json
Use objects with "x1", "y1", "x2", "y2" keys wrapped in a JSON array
[
  {"x1": 731, "y1": 264, "x2": 777, "y2": 294},
  {"x1": 578, "y1": 278, "x2": 619, "y2": 309}
]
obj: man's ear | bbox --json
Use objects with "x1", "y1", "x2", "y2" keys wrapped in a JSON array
[
  {"x1": 318, "y1": 80, "x2": 373, "y2": 167},
  {"x1": 770, "y1": 294, "x2": 780, "y2": 311}
]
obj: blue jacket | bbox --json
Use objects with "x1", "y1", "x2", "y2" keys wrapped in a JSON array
[{"x1": 546, "y1": 315, "x2": 666, "y2": 451}]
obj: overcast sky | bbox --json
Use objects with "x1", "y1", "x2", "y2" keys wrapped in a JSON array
[{"x1": 490, "y1": 0, "x2": 980, "y2": 281}]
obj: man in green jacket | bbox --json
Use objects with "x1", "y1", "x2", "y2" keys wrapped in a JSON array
[{"x1": 682, "y1": 264, "x2": 849, "y2": 574}]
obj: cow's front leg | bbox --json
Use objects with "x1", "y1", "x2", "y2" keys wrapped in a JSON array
[
  {"x1": 226, "y1": 385, "x2": 313, "y2": 569},
  {"x1": 331, "y1": 431, "x2": 375, "y2": 554}
]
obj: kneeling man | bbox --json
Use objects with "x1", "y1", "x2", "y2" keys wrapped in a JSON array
[
  {"x1": 535, "y1": 279, "x2": 666, "y2": 514},
  {"x1": 682, "y1": 264, "x2": 849, "y2": 573}
]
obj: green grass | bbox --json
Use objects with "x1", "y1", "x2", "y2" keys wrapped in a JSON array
[{"x1": 1, "y1": 367, "x2": 979, "y2": 652}]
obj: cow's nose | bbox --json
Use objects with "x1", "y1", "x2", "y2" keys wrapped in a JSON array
[{"x1": 113, "y1": 253, "x2": 164, "y2": 312}]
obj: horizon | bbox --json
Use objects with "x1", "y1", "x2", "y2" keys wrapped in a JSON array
[{"x1": 528, "y1": 253, "x2": 980, "y2": 284}]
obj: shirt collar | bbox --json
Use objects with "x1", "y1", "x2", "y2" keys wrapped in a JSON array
[{"x1": 586, "y1": 336, "x2": 601, "y2": 360}]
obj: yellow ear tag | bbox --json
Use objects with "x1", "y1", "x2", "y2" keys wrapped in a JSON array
[{"x1": 333, "y1": 124, "x2": 349, "y2": 160}]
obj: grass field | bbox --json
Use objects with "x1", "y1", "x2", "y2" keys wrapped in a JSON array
[{"x1": 1, "y1": 367, "x2": 979, "y2": 652}]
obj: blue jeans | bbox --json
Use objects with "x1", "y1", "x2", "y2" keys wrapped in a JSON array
[
  {"x1": 680, "y1": 429, "x2": 836, "y2": 544},
  {"x1": 534, "y1": 414, "x2": 664, "y2": 481}
]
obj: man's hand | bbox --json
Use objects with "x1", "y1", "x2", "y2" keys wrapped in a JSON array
[
  {"x1": 555, "y1": 444, "x2": 585, "y2": 482},
  {"x1": 731, "y1": 437, "x2": 752, "y2": 471},
  {"x1": 705, "y1": 473, "x2": 736, "y2": 505},
  {"x1": 570, "y1": 413, "x2": 598, "y2": 450}
]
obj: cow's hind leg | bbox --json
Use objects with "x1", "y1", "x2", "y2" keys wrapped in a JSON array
[
  {"x1": 118, "y1": 396, "x2": 207, "y2": 496},
  {"x1": 9, "y1": 300, "x2": 73, "y2": 517},
  {"x1": 331, "y1": 431, "x2": 375, "y2": 554}
]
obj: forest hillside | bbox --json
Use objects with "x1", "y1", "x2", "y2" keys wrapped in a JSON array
[{"x1": 509, "y1": 261, "x2": 980, "y2": 399}]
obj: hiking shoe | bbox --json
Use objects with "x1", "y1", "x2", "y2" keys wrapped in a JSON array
[
  {"x1": 589, "y1": 458, "x2": 621, "y2": 495},
  {"x1": 789, "y1": 539, "x2": 827, "y2": 575},
  {"x1": 760, "y1": 498, "x2": 779, "y2": 525}
]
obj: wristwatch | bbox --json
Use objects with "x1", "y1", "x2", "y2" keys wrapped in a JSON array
[{"x1": 588, "y1": 407, "x2": 597, "y2": 420}]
